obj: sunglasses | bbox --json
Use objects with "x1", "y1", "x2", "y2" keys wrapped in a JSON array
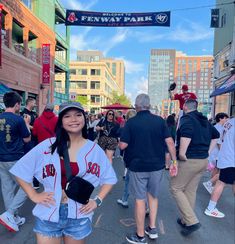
[{"x1": 108, "y1": 113, "x2": 114, "y2": 116}]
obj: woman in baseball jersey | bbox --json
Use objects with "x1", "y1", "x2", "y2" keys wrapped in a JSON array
[{"x1": 10, "y1": 101, "x2": 117, "y2": 244}]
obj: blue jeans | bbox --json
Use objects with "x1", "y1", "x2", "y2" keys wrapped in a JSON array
[
  {"x1": 34, "y1": 204, "x2": 92, "y2": 240},
  {"x1": 122, "y1": 169, "x2": 130, "y2": 202}
]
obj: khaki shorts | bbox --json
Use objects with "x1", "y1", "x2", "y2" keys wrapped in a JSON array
[{"x1": 129, "y1": 170, "x2": 164, "y2": 199}]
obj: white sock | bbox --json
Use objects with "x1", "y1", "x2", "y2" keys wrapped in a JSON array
[{"x1": 207, "y1": 200, "x2": 217, "y2": 211}]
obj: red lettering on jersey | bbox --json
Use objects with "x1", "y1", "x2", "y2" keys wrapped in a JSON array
[
  {"x1": 87, "y1": 162, "x2": 100, "y2": 177},
  {"x1": 42, "y1": 164, "x2": 56, "y2": 179}
]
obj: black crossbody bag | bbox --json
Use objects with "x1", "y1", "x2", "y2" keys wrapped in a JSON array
[{"x1": 63, "y1": 148, "x2": 94, "y2": 205}]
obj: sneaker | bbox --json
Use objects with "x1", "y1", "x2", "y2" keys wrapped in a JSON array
[
  {"x1": 14, "y1": 215, "x2": 26, "y2": 226},
  {"x1": 145, "y1": 226, "x2": 158, "y2": 239},
  {"x1": 204, "y1": 208, "x2": 225, "y2": 218},
  {"x1": 180, "y1": 223, "x2": 201, "y2": 236},
  {"x1": 117, "y1": 199, "x2": 129, "y2": 208},
  {"x1": 0, "y1": 212, "x2": 19, "y2": 232},
  {"x1": 203, "y1": 181, "x2": 214, "y2": 194},
  {"x1": 126, "y1": 233, "x2": 147, "y2": 244}
]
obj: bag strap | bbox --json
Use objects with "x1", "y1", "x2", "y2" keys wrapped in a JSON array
[
  {"x1": 63, "y1": 148, "x2": 73, "y2": 181},
  {"x1": 63, "y1": 145, "x2": 90, "y2": 181},
  {"x1": 38, "y1": 118, "x2": 54, "y2": 136}
]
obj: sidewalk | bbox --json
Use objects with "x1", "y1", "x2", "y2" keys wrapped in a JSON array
[{"x1": 0, "y1": 157, "x2": 234, "y2": 244}]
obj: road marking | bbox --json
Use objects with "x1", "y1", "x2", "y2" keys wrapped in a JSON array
[
  {"x1": 158, "y1": 219, "x2": 165, "y2": 235},
  {"x1": 120, "y1": 218, "x2": 136, "y2": 227},
  {"x1": 94, "y1": 214, "x2": 102, "y2": 227}
]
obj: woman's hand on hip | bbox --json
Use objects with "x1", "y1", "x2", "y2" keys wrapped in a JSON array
[
  {"x1": 30, "y1": 192, "x2": 55, "y2": 208},
  {"x1": 79, "y1": 199, "x2": 97, "y2": 214}
]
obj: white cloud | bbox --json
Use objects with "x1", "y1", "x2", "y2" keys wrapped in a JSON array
[
  {"x1": 129, "y1": 21, "x2": 213, "y2": 44},
  {"x1": 136, "y1": 76, "x2": 148, "y2": 94},
  {"x1": 126, "y1": 76, "x2": 148, "y2": 103},
  {"x1": 169, "y1": 22, "x2": 213, "y2": 43},
  {"x1": 69, "y1": 27, "x2": 93, "y2": 60},
  {"x1": 103, "y1": 28, "x2": 129, "y2": 56},
  {"x1": 123, "y1": 59, "x2": 144, "y2": 74},
  {"x1": 65, "y1": 0, "x2": 98, "y2": 10}
]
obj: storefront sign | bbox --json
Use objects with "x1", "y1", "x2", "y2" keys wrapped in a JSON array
[
  {"x1": 42, "y1": 44, "x2": 50, "y2": 84},
  {"x1": 66, "y1": 10, "x2": 170, "y2": 27}
]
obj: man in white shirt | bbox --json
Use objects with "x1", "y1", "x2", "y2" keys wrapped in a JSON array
[{"x1": 204, "y1": 118, "x2": 235, "y2": 218}]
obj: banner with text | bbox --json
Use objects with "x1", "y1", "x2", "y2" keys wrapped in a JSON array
[
  {"x1": 210, "y1": 9, "x2": 220, "y2": 28},
  {"x1": 42, "y1": 44, "x2": 50, "y2": 84},
  {"x1": 65, "y1": 10, "x2": 170, "y2": 27}
]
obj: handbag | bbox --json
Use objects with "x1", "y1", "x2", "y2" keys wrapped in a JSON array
[{"x1": 63, "y1": 148, "x2": 94, "y2": 204}]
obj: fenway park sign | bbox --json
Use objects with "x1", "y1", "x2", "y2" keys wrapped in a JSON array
[{"x1": 65, "y1": 10, "x2": 170, "y2": 27}]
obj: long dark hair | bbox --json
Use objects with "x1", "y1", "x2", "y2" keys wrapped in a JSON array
[
  {"x1": 51, "y1": 108, "x2": 88, "y2": 156},
  {"x1": 166, "y1": 115, "x2": 176, "y2": 127},
  {"x1": 105, "y1": 110, "x2": 115, "y2": 122}
]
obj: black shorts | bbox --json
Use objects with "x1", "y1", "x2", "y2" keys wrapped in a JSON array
[{"x1": 219, "y1": 167, "x2": 235, "y2": 184}]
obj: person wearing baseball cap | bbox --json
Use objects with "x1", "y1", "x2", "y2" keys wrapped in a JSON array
[
  {"x1": 10, "y1": 100, "x2": 117, "y2": 242},
  {"x1": 169, "y1": 84, "x2": 197, "y2": 129},
  {"x1": 171, "y1": 84, "x2": 197, "y2": 110}
]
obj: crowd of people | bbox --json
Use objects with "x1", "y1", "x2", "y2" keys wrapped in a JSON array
[{"x1": 0, "y1": 90, "x2": 234, "y2": 244}]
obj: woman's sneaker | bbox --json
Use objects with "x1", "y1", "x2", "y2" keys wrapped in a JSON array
[
  {"x1": 0, "y1": 211, "x2": 19, "y2": 232},
  {"x1": 145, "y1": 226, "x2": 158, "y2": 239},
  {"x1": 126, "y1": 233, "x2": 147, "y2": 244},
  {"x1": 204, "y1": 208, "x2": 225, "y2": 218},
  {"x1": 14, "y1": 215, "x2": 26, "y2": 225},
  {"x1": 117, "y1": 199, "x2": 129, "y2": 208}
]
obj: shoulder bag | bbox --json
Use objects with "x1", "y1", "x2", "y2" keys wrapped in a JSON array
[{"x1": 63, "y1": 148, "x2": 94, "y2": 204}]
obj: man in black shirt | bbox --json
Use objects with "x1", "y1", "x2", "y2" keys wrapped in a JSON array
[
  {"x1": 120, "y1": 94, "x2": 177, "y2": 244},
  {"x1": 170, "y1": 99, "x2": 220, "y2": 236}
]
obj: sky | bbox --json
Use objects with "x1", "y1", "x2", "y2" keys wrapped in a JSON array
[{"x1": 59, "y1": 0, "x2": 215, "y2": 102}]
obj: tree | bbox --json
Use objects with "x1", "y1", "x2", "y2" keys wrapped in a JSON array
[
  {"x1": 75, "y1": 95, "x2": 89, "y2": 106},
  {"x1": 110, "y1": 91, "x2": 132, "y2": 106}
]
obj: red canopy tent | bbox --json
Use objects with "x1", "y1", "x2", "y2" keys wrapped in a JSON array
[{"x1": 101, "y1": 103, "x2": 133, "y2": 110}]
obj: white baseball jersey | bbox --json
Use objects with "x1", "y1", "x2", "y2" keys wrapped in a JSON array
[
  {"x1": 217, "y1": 118, "x2": 235, "y2": 169},
  {"x1": 10, "y1": 138, "x2": 117, "y2": 222},
  {"x1": 208, "y1": 123, "x2": 223, "y2": 163}
]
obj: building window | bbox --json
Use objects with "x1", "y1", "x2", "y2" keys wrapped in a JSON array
[
  {"x1": 77, "y1": 69, "x2": 87, "y2": 75},
  {"x1": 112, "y1": 63, "x2": 116, "y2": 76},
  {"x1": 90, "y1": 81, "x2": 100, "y2": 89},
  {"x1": 21, "y1": 0, "x2": 32, "y2": 9},
  {"x1": 91, "y1": 69, "x2": 101, "y2": 75},
  {"x1": 55, "y1": 81, "x2": 62, "y2": 88},
  {"x1": 221, "y1": 13, "x2": 226, "y2": 27},
  {"x1": 70, "y1": 69, "x2": 76, "y2": 75},
  {"x1": 70, "y1": 81, "x2": 87, "y2": 89},
  {"x1": 90, "y1": 95, "x2": 100, "y2": 103}
]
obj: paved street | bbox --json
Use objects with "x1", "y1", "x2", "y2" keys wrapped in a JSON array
[{"x1": 0, "y1": 157, "x2": 234, "y2": 244}]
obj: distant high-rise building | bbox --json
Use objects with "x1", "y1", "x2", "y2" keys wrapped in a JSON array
[
  {"x1": 148, "y1": 49, "x2": 213, "y2": 116},
  {"x1": 148, "y1": 49, "x2": 175, "y2": 110},
  {"x1": 175, "y1": 51, "x2": 213, "y2": 115}
]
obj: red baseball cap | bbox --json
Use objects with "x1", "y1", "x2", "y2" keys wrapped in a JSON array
[{"x1": 182, "y1": 84, "x2": 188, "y2": 91}]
